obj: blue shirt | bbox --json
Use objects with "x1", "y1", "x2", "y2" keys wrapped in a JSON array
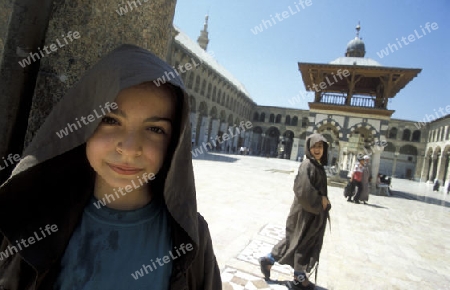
[{"x1": 54, "y1": 196, "x2": 172, "y2": 289}]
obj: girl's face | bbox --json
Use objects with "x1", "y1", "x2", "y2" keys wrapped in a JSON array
[
  {"x1": 86, "y1": 84, "x2": 176, "y2": 189},
  {"x1": 310, "y1": 141, "x2": 324, "y2": 161}
]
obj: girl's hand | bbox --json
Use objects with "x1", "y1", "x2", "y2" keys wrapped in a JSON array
[{"x1": 322, "y1": 196, "x2": 330, "y2": 210}]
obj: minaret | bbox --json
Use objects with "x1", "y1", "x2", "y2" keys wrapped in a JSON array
[{"x1": 197, "y1": 15, "x2": 209, "y2": 51}]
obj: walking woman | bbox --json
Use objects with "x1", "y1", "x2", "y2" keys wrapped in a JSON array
[{"x1": 259, "y1": 133, "x2": 331, "y2": 290}]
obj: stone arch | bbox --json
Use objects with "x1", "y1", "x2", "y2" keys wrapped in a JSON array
[
  {"x1": 291, "y1": 116, "x2": 298, "y2": 126},
  {"x1": 212, "y1": 86, "x2": 216, "y2": 102},
  {"x1": 207, "y1": 83, "x2": 212, "y2": 99},
  {"x1": 402, "y1": 129, "x2": 411, "y2": 141},
  {"x1": 210, "y1": 106, "x2": 218, "y2": 119},
  {"x1": 433, "y1": 146, "x2": 442, "y2": 157},
  {"x1": 399, "y1": 145, "x2": 418, "y2": 155},
  {"x1": 260, "y1": 112, "x2": 266, "y2": 122},
  {"x1": 187, "y1": 72, "x2": 194, "y2": 89},
  {"x1": 412, "y1": 130, "x2": 421, "y2": 142},
  {"x1": 281, "y1": 130, "x2": 295, "y2": 159},
  {"x1": 285, "y1": 115, "x2": 291, "y2": 125},
  {"x1": 217, "y1": 89, "x2": 222, "y2": 104},
  {"x1": 253, "y1": 126, "x2": 263, "y2": 134},
  {"x1": 348, "y1": 122, "x2": 379, "y2": 142},
  {"x1": 388, "y1": 127, "x2": 397, "y2": 139},
  {"x1": 227, "y1": 114, "x2": 234, "y2": 125},
  {"x1": 194, "y1": 75, "x2": 200, "y2": 93},
  {"x1": 313, "y1": 118, "x2": 344, "y2": 140},
  {"x1": 198, "y1": 101, "x2": 208, "y2": 116},
  {"x1": 219, "y1": 110, "x2": 226, "y2": 122},
  {"x1": 201, "y1": 79, "x2": 206, "y2": 95},
  {"x1": 264, "y1": 126, "x2": 281, "y2": 157},
  {"x1": 384, "y1": 142, "x2": 396, "y2": 152}
]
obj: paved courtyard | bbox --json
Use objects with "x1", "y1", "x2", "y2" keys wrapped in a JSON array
[{"x1": 192, "y1": 153, "x2": 450, "y2": 290}]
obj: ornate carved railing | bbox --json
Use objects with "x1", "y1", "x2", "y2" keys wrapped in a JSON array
[{"x1": 319, "y1": 93, "x2": 376, "y2": 108}]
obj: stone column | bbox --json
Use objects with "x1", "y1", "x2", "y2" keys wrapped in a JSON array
[
  {"x1": 428, "y1": 157, "x2": 438, "y2": 183},
  {"x1": 436, "y1": 153, "x2": 447, "y2": 184},
  {"x1": 195, "y1": 115, "x2": 208, "y2": 146},
  {"x1": 445, "y1": 156, "x2": 450, "y2": 193},
  {"x1": 391, "y1": 151, "x2": 399, "y2": 177},
  {"x1": 371, "y1": 145, "x2": 384, "y2": 193},
  {"x1": 421, "y1": 155, "x2": 431, "y2": 183},
  {"x1": 219, "y1": 122, "x2": 228, "y2": 151},
  {"x1": 209, "y1": 118, "x2": 220, "y2": 150},
  {"x1": 290, "y1": 137, "x2": 300, "y2": 160},
  {"x1": 415, "y1": 154, "x2": 424, "y2": 181}
]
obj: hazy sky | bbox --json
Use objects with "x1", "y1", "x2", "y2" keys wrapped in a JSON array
[{"x1": 173, "y1": 0, "x2": 449, "y2": 122}]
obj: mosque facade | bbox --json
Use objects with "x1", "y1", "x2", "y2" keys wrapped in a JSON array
[{"x1": 166, "y1": 18, "x2": 450, "y2": 192}]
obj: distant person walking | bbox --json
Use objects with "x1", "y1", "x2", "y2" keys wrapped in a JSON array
[
  {"x1": 359, "y1": 155, "x2": 372, "y2": 204},
  {"x1": 258, "y1": 133, "x2": 331, "y2": 290},
  {"x1": 349, "y1": 156, "x2": 365, "y2": 204}
]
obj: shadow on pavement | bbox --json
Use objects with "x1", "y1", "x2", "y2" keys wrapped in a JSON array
[
  {"x1": 192, "y1": 152, "x2": 239, "y2": 163},
  {"x1": 267, "y1": 279, "x2": 328, "y2": 290},
  {"x1": 363, "y1": 203, "x2": 387, "y2": 209},
  {"x1": 389, "y1": 190, "x2": 450, "y2": 208}
]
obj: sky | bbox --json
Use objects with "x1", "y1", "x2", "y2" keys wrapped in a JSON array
[{"x1": 173, "y1": 0, "x2": 450, "y2": 122}]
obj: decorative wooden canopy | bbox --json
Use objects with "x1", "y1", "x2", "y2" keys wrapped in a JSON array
[{"x1": 298, "y1": 62, "x2": 422, "y2": 109}]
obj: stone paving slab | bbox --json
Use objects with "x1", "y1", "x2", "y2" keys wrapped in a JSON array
[{"x1": 192, "y1": 153, "x2": 450, "y2": 290}]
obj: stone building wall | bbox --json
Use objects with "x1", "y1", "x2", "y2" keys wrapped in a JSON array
[
  {"x1": 0, "y1": 0, "x2": 14, "y2": 67},
  {"x1": 25, "y1": 0, "x2": 177, "y2": 146}
]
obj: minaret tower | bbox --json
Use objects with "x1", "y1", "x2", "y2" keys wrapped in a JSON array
[{"x1": 197, "y1": 15, "x2": 210, "y2": 51}]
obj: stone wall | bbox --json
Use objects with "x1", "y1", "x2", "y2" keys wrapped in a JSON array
[
  {"x1": 25, "y1": 0, "x2": 177, "y2": 146},
  {"x1": 0, "y1": 0, "x2": 14, "y2": 67}
]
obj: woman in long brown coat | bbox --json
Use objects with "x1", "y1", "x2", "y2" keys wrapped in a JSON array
[
  {"x1": 259, "y1": 133, "x2": 331, "y2": 290},
  {"x1": 359, "y1": 155, "x2": 372, "y2": 204}
]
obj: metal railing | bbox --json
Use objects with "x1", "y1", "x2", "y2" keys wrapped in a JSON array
[{"x1": 319, "y1": 94, "x2": 376, "y2": 108}]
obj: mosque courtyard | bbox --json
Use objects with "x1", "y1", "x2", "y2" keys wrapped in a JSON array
[{"x1": 192, "y1": 153, "x2": 450, "y2": 290}]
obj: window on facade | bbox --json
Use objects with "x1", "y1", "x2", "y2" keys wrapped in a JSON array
[
  {"x1": 212, "y1": 87, "x2": 216, "y2": 102},
  {"x1": 207, "y1": 83, "x2": 212, "y2": 99},
  {"x1": 291, "y1": 116, "x2": 298, "y2": 126},
  {"x1": 201, "y1": 80, "x2": 206, "y2": 95},
  {"x1": 302, "y1": 117, "x2": 309, "y2": 128},
  {"x1": 402, "y1": 129, "x2": 411, "y2": 141},
  {"x1": 269, "y1": 114, "x2": 275, "y2": 123},
  {"x1": 194, "y1": 76, "x2": 200, "y2": 93},
  {"x1": 388, "y1": 127, "x2": 398, "y2": 139},
  {"x1": 275, "y1": 114, "x2": 282, "y2": 123},
  {"x1": 285, "y1": 115, "x2": 291, "y2": 125},
  {"x1": 412, "y1": 130, "x2": 421, "y2": 142},
  {"x1": 187, "y1": 73, "x2": 194, "y2": 89},
  {"x1": 260, "y1": 113, "x2": 265, "y2": 122}
]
